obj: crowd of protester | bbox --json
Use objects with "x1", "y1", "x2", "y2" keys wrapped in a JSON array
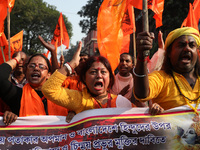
[{"x1": 0, "y1": 27, "x2": 200, "y2": 129}]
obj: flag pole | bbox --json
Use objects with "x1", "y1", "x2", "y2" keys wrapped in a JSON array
[
  {"x1": 61, "y1": 40, "x2": 63, "y2": 56},
  {"x1": 143, "y1": 0, "x2": 149, "y2": 32},
  {"x1": 1, "y1": 47, "x2": 6, "y2": 62},
  {"x1": 142, "y1": 0, "x2": 150, "y2": 57},
  {"x1": 132, "y1": 6, "x2": 137, "y2": 66},
  {"x1": 7, "y1": 8, "x2": 11, "y2": 60}
]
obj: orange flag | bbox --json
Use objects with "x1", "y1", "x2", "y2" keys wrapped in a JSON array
[
  {"x1": 130, "y1": 0, "x2": 164, "y2": 28},
  {"x1": 0, "y1": 31, "x2": 9, "y2": 64},
  {"x1": 97, "y1": 0, "x2": 128, "y2": 72},
  {"x1": 2, "y1": 30, "x2": 23, "y2": 62},
  {"x1": 121, "y1": 5, "x2": 135, "y2": 54},
  {"x1": 10, "y1": 30, "x2": 23, "y2": 54},
  {"x1": 0, "y1": 0, "x2": 8, "y2": 32},
  {"x1": 51, "y1": 13, "x2": 70, "y2": 49},
  {"x1": 8, "y1": 0, "x2": 15, "y2": 12},
  {"x1": 193, "y1": 0, "x2": 200, "y2": 28},
  {"x1": 181, "y1": 3, "x2": 198, "y2": 30}
]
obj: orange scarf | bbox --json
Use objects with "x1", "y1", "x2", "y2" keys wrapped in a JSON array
[{"x1": 19, "y1": 84, "x2": 68, "y2": 117}]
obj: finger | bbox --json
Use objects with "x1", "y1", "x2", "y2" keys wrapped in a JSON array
[
  {"x1": 9, "y1": 114, "x2": 17, "y2": 125},
  {"x1": 3, "y1": 111, "x2": 8, "y2": 124},
  {"x1": 5, "y1": 113, "x2": 12, "y2": 126}
]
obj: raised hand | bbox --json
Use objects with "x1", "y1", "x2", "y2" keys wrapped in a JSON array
[
  {"x1": 69, "y1": 41, "x2": 82, "y2": 69},
  {"x1": 38, "y1": 35, "x2": 56, "y2": 53}
]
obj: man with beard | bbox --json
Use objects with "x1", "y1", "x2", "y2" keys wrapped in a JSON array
[{"x1": 133, "y1": 27, "x2": 200, "y2": 115}]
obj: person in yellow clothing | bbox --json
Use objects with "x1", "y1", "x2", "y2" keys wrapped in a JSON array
[
  {"x1": 133, "y1": 27, "x2": 200, "y2": 115},
  {"x1": 41, "y1": 43, "x2": 133, "y2": 115}
]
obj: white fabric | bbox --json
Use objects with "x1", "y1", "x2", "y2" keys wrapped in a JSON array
[{"x1": 116, "y1": 95, "x2": 132, "y2": 108}]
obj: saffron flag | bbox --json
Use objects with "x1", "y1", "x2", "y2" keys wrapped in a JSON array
[
  {"x1": 1, "y1": 30, "x2": 23, "y2": 63},
  {"x1": 0, "y1": 31, "x2": 8, "y2": 64},
  {"x1": 10, "y1": 30, "x2": 23, "y2": 54},
  {"x1": 121, "y1": 5, "x2": 136, "y2": 54},
  {"x1": 8, "y1": 0, "x2": 15, "y2": 12},
  {"x1": 130, "y1": 0, "x2": 164, "y2": 28},
  {"x1": 193, "y1": 0, "x2": 200, "y2": 28},
  {"x1": 97, "y1": 0, "x2": 129, "y2": 72},
  {"x1": 51, "y1": 13, "x2": 70, "y2": 49},
  {"x1": 0, "y1": 0, "x2": 8, "y2": 32},
  {"x1": 181, "y1": 3, "x2": 199, "y2": 31}
]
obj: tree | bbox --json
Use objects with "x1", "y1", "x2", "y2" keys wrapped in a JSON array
[
  {"x1": 4, "y1": 0, "x2": 73, "y2": 55},
  {"x1": 77, "y1": 0, "x2": 103, "y2": 34}
]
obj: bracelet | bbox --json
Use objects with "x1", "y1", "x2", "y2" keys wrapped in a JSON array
[
  {"x1": 64, "y1": 63, "x2": 73, "y2": 75},
  {"x1": 137, "y1": 56, "x2": 149, "y2": 62},
  {"x1": 66, "y1": 62, "x2": 74, "y2": 73},
  {"x1": 132, "y1": 67, "x2": 147, "y2": 77},
  {"x1": 13, "y1": 58, "x2": 19, "y2": 64}
]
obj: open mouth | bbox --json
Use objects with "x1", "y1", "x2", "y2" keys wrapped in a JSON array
[
  {"x1": 180, "y1": 53, "x2": 191, "y2": 63},
  {"x1": 31, "y1": 73, "x2": 41, "y2": 79},
  {"x1": 94, "y1": 81, "x2": 103, "y2": 90}
]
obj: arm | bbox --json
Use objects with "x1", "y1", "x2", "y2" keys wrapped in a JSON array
[
  {"x1": 38, "y1": 35, "x2": 59, "y2": 73},
  {"x1": 0, "y1": 53, "x2": 22, "y2": 115},
  {"x1": 59, "y1": 55, "x2": 65, "y2": 68},
  {"x1": 42, "y1": 42, "x2": 83, "y2": 111},
  {"x1": 58, "y1": 41, "x2": 82, "y2": 76},
  {"x1": 133, "y1": 32, "x2": 154, "y2": 98}
]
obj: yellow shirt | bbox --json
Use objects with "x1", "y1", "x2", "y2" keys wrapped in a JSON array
[
  {"x1": 41, "y1": 70, "x2": 118, "y2": 114},
  {"x1": 134, "y1": 70, "x2": 199, "y2": 110}
]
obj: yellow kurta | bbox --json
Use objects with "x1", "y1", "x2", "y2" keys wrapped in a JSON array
[
  {"x1": 41, "y1": 70, "x2": 118, "y2": 114},
  {"x1": 134, "y1": 70, "x2": 199, "y2": 110}
]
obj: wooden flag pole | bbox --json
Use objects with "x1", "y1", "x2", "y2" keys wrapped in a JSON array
[
  {"x1": 132, "y1": 6, "x2": 137, "y2": 66},
  {"x1": 142, "y1": 0, "x2": 150, "y2": 57},
  {"x1": 7, "y1": 8, "x2": 11, "y2": 60},
  {"x1": 143, "y1": 0, "x2": 149, "y2": 32},
  {"x1": 61, "y1": 40, "x2": 63, "y2": 56},
  {"x1": 1, "y1": 47, "x2": 6, "y2": 62}
]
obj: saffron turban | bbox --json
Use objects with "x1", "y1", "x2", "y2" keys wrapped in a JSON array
[{"x1": 164, "y1": 27, "x2": 200, "y2": 50}]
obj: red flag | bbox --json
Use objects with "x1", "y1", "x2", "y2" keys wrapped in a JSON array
[
  {"x1": 51, "y1": 13, "x2": 70, "y2": 49},
  {"x1": 181, "y1": 3, "x2": 198, "y2": 30},
  {"x1": 97, "y1": 0, "x2": 128, "y2": 72},
  {"x1": 130, "y1": 0, "x2": 164, "y2": 28},
  {"x1": 8, "y1": 0, "x2": 15, "y2": 12}
]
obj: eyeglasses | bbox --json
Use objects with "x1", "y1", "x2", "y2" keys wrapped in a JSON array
[{"x1": 27, "y1": 63, "x2": 48, "y2": 70}]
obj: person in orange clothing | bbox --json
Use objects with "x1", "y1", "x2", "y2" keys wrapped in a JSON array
[
  {"x1": 42, "y1": 45, "x2": 133, "y2": 119},
  {"x1": 0, "y1": 50, "x2": 68, "y2": 117}
]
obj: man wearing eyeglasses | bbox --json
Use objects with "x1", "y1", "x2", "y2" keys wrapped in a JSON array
[{"x1": 0, "y1": 48, "x2": 68, "y2": 118}]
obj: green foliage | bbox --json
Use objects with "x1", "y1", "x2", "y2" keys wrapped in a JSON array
[
  {"x1": 4, "y1": 0, "x2": 73, "y2": 55},
  {"x1": 77, "y1": 0, "x2": 103, "y2": 34}
]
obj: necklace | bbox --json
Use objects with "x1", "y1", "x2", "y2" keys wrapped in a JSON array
[{"x1": 172, "y1": 71, "x2": 200, "y2": 117}]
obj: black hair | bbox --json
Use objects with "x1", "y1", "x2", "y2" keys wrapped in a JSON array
[
  {"x1": 77, "y1": 56, "x2": 115, "y2": 90},
  {"x1": 26, "y1": 53, "x2": 52, "y2": 73}
]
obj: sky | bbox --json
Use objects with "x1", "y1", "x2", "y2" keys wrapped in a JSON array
[{"x1": 43, "y1": 0, "x2": 88, "y2": 46}]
